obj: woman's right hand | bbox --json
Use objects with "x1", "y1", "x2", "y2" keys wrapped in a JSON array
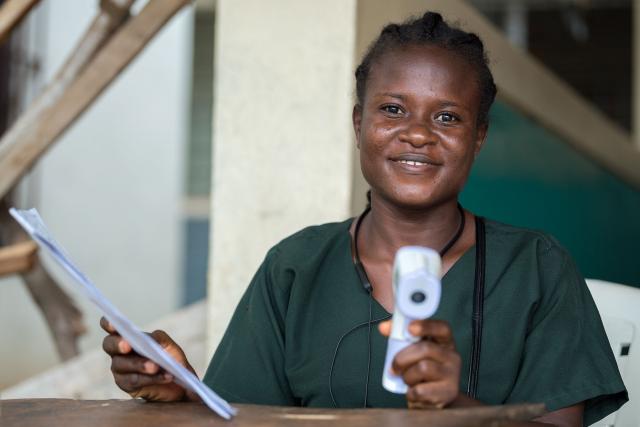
[{"x1": 100, "y1": 316, "x2": 199, "y2": 402}]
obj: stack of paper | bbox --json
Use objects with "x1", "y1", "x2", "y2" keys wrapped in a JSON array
[{"x1": 9, "y1": 208, "x2": 237, "y2": 420}]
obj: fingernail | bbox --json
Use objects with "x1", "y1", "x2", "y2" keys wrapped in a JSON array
[
  {"x1": 163, "y1": 373, "x2": 173, "y2": 381},
  {"x1": 144, "y1": 361, "x2": 155, "y2": 373}
]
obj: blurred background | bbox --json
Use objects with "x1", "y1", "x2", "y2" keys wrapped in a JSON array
[{"x1": 0, "y1": 0, "x2": 638, "y2": 406}]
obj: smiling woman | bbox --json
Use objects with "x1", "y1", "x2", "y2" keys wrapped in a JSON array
[
  {"x1": 101, "y1": 11, "x2": 627, "y2": 427},
  {"x1": 354, "y1": 44, "x2": 486, "y2": 212}
]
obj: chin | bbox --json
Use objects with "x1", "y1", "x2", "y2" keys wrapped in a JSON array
[
  {"x1": 384, "y1": 190, "x2": 444, "y2": 211},
  {"x1": 378, "y1": 181, "x2": 464, "y2": 211}
]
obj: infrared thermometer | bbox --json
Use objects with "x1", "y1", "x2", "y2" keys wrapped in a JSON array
[{"x1": 382, "y1": 246, "x2": 442, "y2": 394}]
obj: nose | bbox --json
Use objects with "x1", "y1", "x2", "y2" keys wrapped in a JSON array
[{"x1": 398, "y1": 122, "x2": 435, "y2": 147}]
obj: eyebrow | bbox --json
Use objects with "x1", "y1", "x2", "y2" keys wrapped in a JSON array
[
  {"x1": 438, "y1": 100, "x2": 463, "y2": 108},
  {"x1": 379, "y1": 92, "x2": 406, "y2": 101},
  {"x1": 378, "y1": 93, "x2": 465, "y2": 109}
]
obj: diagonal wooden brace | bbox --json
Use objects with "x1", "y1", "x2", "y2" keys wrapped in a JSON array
[
  {"x1": 0, "y1": 0, "x2": 190, "y2": 198},
  {"x1": 0, "y1": 0, "x2": 41, "y2": 45},
  {"x1": 0, "y1": 0, "x2": 136, "y2": 197},
  {"x1": 0, "y1": 240, "x2": 37, "y2": 277}
]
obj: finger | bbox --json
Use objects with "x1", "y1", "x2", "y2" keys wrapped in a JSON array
[
  {"x1": 401, "y1": 359, "x2": 447, "y2": 386},
  {"x1": 408, "y1": 319, "x2": 455, "y2": 348},
  {"x1": 100, "y1": 316, "x2": 117, "y2": 334},
  {"x1": 149, "y1": 330, "x2": 193, "y2": 371},
  {"x1": 113, "y1": 372, "x2": 173, "y2": 393},
  {"x1": 103, "y1": 334, "x2": 133, "y2": 355},
  {"x1": 111, "y1": 355, "x2": 160, "y2": 375},
  {"x1": 378, "y1": 320, "x2": 391, "y2": 337},
  {"x1": 150, "y1": 330, "x2": 177, "y2": 350},
  {"x1": 406, "y1": 381, "x2": 458, "y2": 408},
  {"x1": 392, "y1": 341, "x2": 459, "y2": 374}
]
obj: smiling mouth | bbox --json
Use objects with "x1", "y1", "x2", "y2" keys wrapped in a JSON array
[
  {"x1": 395, "y1": 159, "x2": 432, "y2": 166},
  {"x1": 390, "y1": 154, "x2": 442, "y2": 168}
]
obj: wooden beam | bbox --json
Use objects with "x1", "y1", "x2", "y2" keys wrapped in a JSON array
[
  {"x1": 20, "y1": 255, "x2": 87, "y2": 360},
  {"x1": 0, "y1": 0, "x2": 190, "y2": 198},
  {"x1": 0, "y1": 0, "x2": 40, "y2": 45},
  {"x1": 0, "y1": 0, "x2": 136, "y2": 198},
  {"x1": 0, "y1": 240, "x2": 37, "y2": 277}
]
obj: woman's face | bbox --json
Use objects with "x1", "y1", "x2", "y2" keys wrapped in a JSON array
[{"x1": 353, "y1": 44, "x2": 487, "y2": 210}]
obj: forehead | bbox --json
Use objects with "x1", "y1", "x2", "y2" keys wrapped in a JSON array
[{"x1": 366, "y1": 44, "x2": 481, "y2": 105}]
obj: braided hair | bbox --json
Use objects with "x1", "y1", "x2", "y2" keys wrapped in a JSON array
[{"x1": 355, "y1": 12, "x2": 497, "y2": 127}]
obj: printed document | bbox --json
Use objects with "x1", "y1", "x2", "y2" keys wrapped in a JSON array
[{"x1": 9, "y1": 207, "x2": 236, "y2": 419}]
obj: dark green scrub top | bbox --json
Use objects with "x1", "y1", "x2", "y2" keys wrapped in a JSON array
[{"x1": 203, "y1": 218, "x2": 627, "y2": 425}]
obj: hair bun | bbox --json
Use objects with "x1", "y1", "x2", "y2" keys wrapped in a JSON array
[
  {"x1": 381, "y1": 23, "x2": 401, "y2": 37},
  {"x1": 421, "y1": 12, "x2": 443, "y2": 35}
]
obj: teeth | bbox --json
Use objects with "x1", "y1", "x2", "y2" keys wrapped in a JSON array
[{"x1": 398, "y1": 160, "x2": 427, "y2": 166}]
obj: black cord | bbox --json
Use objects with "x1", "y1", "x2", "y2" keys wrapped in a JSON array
[
  {"x1": 328, "y1": 308, "x2": 391, "y2": 408},
  {"x1": 353, "y1": 206, "x2": 372, "y2": 292},
  {"x1": 439, "y1": 204, "x2": 465, "y2": 257},
  {"x1": 363, "y1": 289, "x2": 373, "y2": 407},
  {"x1": 466, "y1": 216, "x2": 486, "y2": 399}
]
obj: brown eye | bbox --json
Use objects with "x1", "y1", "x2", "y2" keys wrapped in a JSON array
[
  {"x1": 435, "y1": 112, "x2": 458, "y2": 123},
  {"x1": 381, "y1": 105, "x2": 404, "y2": 115}
]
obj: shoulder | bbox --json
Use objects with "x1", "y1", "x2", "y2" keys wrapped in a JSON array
[
  {"x1": 482, "y1": 218, "x2": 581, "y2": 299},
  {"x1": 483, "y1": 218, "x2": 573, "y2": 273},
  {"x1": 265, "y1": 219, "x2": 352, "y2": 265},
  {"x1": 236, "y1": 219, "x2": 353, "y2": 320},
  {"x1": 484, "y1": 218, "x2": 564, "y2": 255},
  {"x1": 253, "y1": 218, "x2": 353, "y2": 291}
]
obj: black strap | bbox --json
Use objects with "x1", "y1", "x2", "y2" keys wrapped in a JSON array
[{"x1": 466, "y1": 216, "x2": 486, "y2": 399}]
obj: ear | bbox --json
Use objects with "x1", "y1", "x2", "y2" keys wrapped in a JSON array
[
  {"x1": 474, "y1": 123, "x2": 488, "y2": 156},
  {"x1": 352, "y1": 104, "x2": 363, "y2": 149}
]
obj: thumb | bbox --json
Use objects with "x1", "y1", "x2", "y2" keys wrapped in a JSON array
[
  {"x1": 378, "y1": 320, "x2": 392, "y2": 337},
  {"x1": 150, "y1": 330, "x2": 196, "y2": 375},
  {"x1": 150, "y1": 329, "x2": 176, "y2": 348}
]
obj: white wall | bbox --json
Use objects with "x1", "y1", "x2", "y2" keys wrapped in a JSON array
[{"x1": 0, "y1": 1, "x2": 193, "y2": 389}]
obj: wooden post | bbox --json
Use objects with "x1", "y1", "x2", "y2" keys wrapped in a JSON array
[
  {"x1": 0, "y1": 240, "x2": 37, "y2": 277},
  {"x1": 0, "y1": 0, "x2": 139, "y2": 362},
  {"x1": 0, "y1": 0, "x2": 136, "y2": 199},
  {"x1": 0, "y1": 0, "x2": 190, "y2": 198},
  {"x1": 0, "y1": 0, "x2": 40, "y2": 45}
]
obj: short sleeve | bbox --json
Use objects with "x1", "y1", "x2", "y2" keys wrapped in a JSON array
[
  {"x1": 202, "y1": 249, "x2": 297, "y2": 405},
  {"x1": 505, "y1": 245, "x2": 628, "y2": 425}
]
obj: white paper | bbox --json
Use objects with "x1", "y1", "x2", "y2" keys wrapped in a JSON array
[{"x1": 9, "y1": 207, "x2": 237, "y2": 419}]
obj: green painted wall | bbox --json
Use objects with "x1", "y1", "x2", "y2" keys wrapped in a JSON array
[{"x1": 461, "y1": 101, "x2": 640, "y2": 287}]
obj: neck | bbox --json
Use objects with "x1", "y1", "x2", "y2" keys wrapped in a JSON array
[{"x1": 362, "y1": 195, "x2": 462, "y2": 263}]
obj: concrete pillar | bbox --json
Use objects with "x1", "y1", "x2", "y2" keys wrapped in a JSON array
[{"x1": 207, "y1": 0, "x2": 357, "y2": 354}]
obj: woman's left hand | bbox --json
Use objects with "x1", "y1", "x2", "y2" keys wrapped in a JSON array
[{"x1": 379, "y1": 319, "x2": 461, "y2": 409}]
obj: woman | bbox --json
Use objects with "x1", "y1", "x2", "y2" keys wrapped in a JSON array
[{"x1": 102, "y1": 12, "x2": 627, "y2": 426}]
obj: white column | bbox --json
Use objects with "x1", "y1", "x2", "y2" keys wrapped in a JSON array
[{"x1": 207, "y1": 0, "x2": 357, "y2": 355}]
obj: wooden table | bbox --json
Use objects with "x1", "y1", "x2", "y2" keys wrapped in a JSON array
[{"x1": 1, "y1": 399, "x2": 546, "y2": 427}]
